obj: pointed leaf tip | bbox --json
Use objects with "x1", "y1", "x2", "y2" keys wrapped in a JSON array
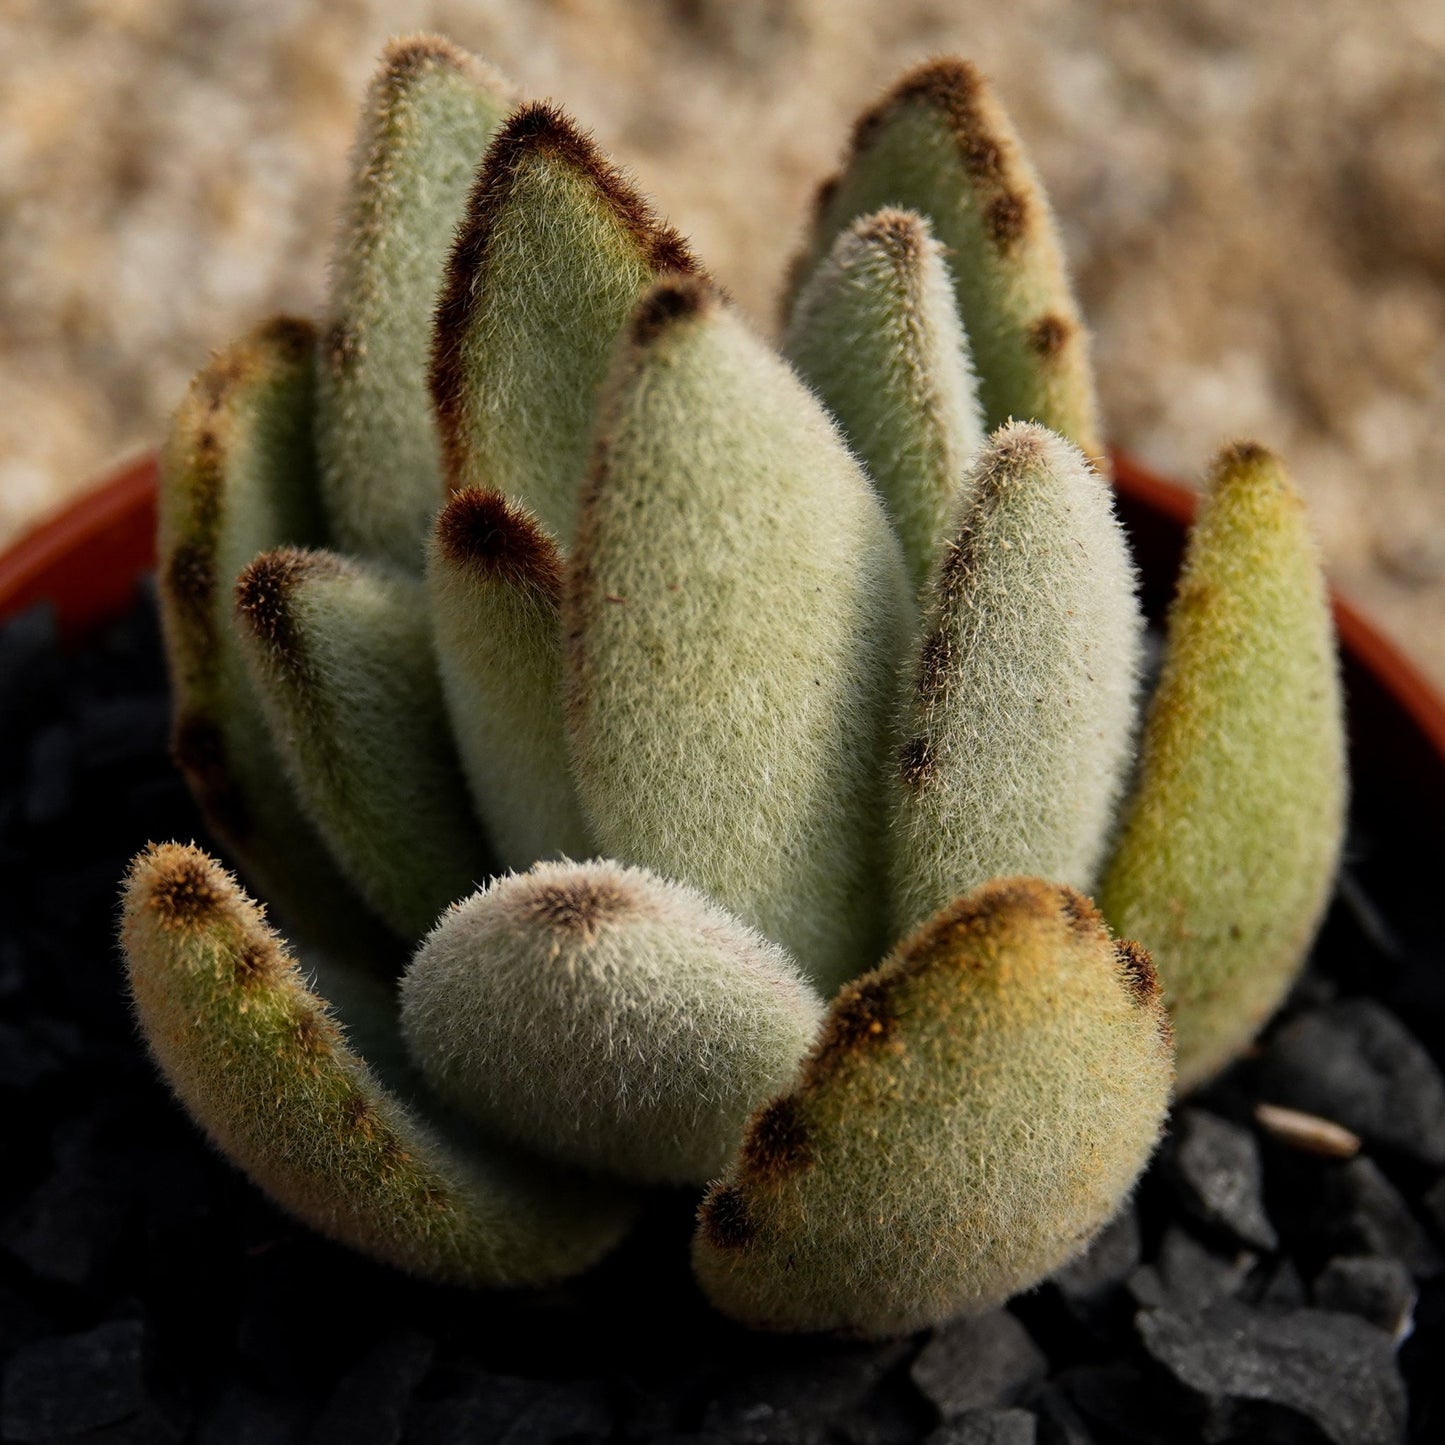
[
  {"x1": 784, "y1": 206, "x2": 985, "y2": 591},
  {"x1": 234, "y1": 548, "x2": 343, "y2": 663},
  {"x1": 887, "y1": 421, "x2": 1141, "y2": 934},
  {"x1": 317, "y1": 38, "x2": 514, "y2": 569},
  {"x1": 469, "y1": 102, "x2": 698, "y2": 273},
  {"x1": 428, "y1": 98, "x2": 701, "y2": 542},
  {"x1": 849, "y1": 57, "x2": 989, "y2": 159},
  {"x1": 400, "y1": 859, "x2": 823, "y2": 1186},
  {"x1": 427, "y1": 487, "x2": 591, "y2": 869},
  {"x1": 798, "y1": 56, "x2": 1102, "y2": 461},
  {"x1": 378, "y1": 32, "x2": 495, "y2": 82},
  {"x1": 435, "y1": 489, "x2": 564, "y2": 602},
  {"x1": 1099, "y1": 441, "x2": 1343, "y2": 1091},
  {"x1": 629, "y1": 274, "x2": 720, "y2": 345},
  {"x1": 122, "y1": 842, "x2": 634, "y2": 1286},
  {"x1": 430, "y1": 102, "x2": 700, "y2": 450}
]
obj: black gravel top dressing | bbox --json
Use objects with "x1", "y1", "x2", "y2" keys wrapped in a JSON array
[{"x1": 2, "y1": 583, "x2": 1443, "y2": 1445}]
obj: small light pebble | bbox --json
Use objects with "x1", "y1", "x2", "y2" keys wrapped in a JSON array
[{"x1": 1254, "y1": 1102, "x2": 1362, "y2": 1159}]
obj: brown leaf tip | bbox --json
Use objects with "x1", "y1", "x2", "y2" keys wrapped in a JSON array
[
  {"x1": 436, "y1": 489, "x2": 564, "y2": 604},
  {"x1": 489, "y1": 103, "x2": 698, "y2": 275},
  {"x1": 852, "y1": 207, "x2": 930, "y2": 263},
  {"x1": 515, "y1": 869, "x2": 640, "y2": 942},
  {"x1": 1028, "y1": 312, "x2": 1072, "y2": 358},
  {"x1": 469, "y1": 100, "x2": 698, "y2": 277},
  {"x1": 1215, "y1": 439, "x2": 1275, "y2": 473},
  {"x1": 852, "y1": 57, "x2": 988, "y2": 162},
  {"x1": 379, "y1": 33, "x2": 476, "y2": 82},
  {"x1": 741, "y1": 1096, "x2": 815, "y2": 1181},
  {"x1": 234, "y1": 548, "x2": 336, "y2": 660},
  {"x1": 1114, "y1": 939, "x2": 1161, "y2": 1008},
  {"x1": 141, "y1": 846, "x2": 228, "y2": 932},
  {"x1": 986, "y1": 421, "x2": 1049, "y2": 474},
  {"x1": 630, "y1": 275, "x2": 717, "y2": 346},
  {"x1": 897, "y1": 876, "x2": 1061, "y2": 968},
  {"x1": 254, "y1": 315, "x2": 316, "y2": 363},
  {"x1": 430, "y1": 100, "x2": 698, "y2": 482},
  {"x1": 698, "y1": 1182, "x2": 757, "y2": 1251}
]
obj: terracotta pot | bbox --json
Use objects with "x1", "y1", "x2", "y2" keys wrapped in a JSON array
[{"x1": 4, "y1": 451, "x2": 1444, "y2": 817}]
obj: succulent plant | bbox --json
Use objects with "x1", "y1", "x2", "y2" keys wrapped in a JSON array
[{"x1": 120, "y1": 34, "x2": 1345, "y2": 1337}]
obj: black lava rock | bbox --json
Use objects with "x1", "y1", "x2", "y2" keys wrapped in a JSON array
[
  {"x1": 926, "y1": 1408, "x2": 1038, "y2": 1445},
  {"x1": 1256, "y1": 1000, "x2": 1445, "y2": 1168},
  {"x1": 1137, "y1": 1301, "x2": 1406, "y2": 1445},
  {"x1": 1128, "y1": 1225, "x2": 1256, "y2": 1313},
  {"x1": 1165, "y1": 1108, "x2": 1279, "y2": 1251},
  {"x1": 1301, "y1": 1157, "x2": 1442, "y2": 1278},
  {"x1": 1048, "y1": 1206, "x2": 1141, "y2": 1322},
  {"x1": 1022, "y1": 1386, "x2": 1095, "y2": 1445},
  {"x1": 497, "y1": 1380, "x2": 614, "y2": 1444},
  {"x1": 910, "y1": 1311, "x2": 1047, "y2": 1420},
  {"x1": 193, "y1": 1382, "x2": 310, "y2": 1445},
  {"x1": 699, "y1": 1337, "x2": 908, "y2": 1442},
  {"x1": 1, "y1": 1317, "x2": 145, "y2": 1441},
  {"x1": 306, "y1": 1330, "x2": 436, "y2": 1445},
  {"x1": 1312, "y1": 1255, "x2": 1417, "y2": 1340},
  {"x1": 1054, "y1": 1361, "x2": 1200, "y2": 1444},
  {"x1": 6, "y1": 542, "x2": 1445, "y2": 1442},
  {"x1": 404, "y1": 1371, "x2": 564, "y2": 1445},
  {"x1": 1422, "y1": 1173, "x2": 1445, "y2": 1236}
]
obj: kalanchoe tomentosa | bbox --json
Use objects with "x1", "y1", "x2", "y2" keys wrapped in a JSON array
[{"x1": 119, "y1": 34, "x2": 1345, "y2": 1337}]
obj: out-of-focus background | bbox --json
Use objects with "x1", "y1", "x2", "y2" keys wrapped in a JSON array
[{"x1": 3, "y1": 0, "x2": 1444, "y2": 681}]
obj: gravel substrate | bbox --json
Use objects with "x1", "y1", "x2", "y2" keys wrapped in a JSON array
[{"x1": 2, "y1": 586, "x2": 1443, "y2": 1444}]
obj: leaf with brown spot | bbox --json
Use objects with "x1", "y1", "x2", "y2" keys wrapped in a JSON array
[
  {"x1": 156, "y1": 317, "x2": 382, "y2": 956},
  {"x1": 120, "y1": 841, "x2": 636, "y2": 1287},
  {"x1": 428, "y1": 99, "x2": 702, "y2": 546},
  {"x1": 792, "y1": 56, "x2": 1103, "y2": 461},
  {"x1": 316, "y1": 36, "x2": 514, "y2": 570},
  {"x1": 233, "y1": 546, "x2": 491, "y2": 939},
  {"x1": 693, "y1": 877, "x2": 1172, "y2": 1336},
  {"x1": 427, "y1": 488, "x2": 593, "y2": 870}
]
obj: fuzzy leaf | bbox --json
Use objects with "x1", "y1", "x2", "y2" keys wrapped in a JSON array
[
  {"x1": 565, "y1": 276, "x2": 914, "y2": 995},
  {"x1": 793, "y1": 59, "x2": 1102, "y2": 463},
  {"x1": 1099, "y1": 443, "x2": 1346, "y2": 1092},
  {"x1": 888, "y1": 422, "x2": 1142, "y2": 939},
  {"x1": 234, "y1": 547, "x2": 490, "y2": 937},
  {"x1": 430, "y1": 102, "x2": 698, "y2": 546},
  {"x1": 157, "y1": 316, "x2": 389, "y2": 956},
  {"x1": 693, "y1": 878, "x2": 1173, "y2": 1337},
  {"x1": 317, "y1": 36, "x2": 515, "y2": 570},
  {"x1": 400, "y1": 860, "x2": 824, "y2": 1186},
  {"x1": 428, "y1": 489, "x2": 593, "y2": 868},
  {"x1": 122, "y1": 843, "x2": 634, "y2": 1285},
  {"x1": 784, "y1": 208, "x2": 984, "y2": 592}
]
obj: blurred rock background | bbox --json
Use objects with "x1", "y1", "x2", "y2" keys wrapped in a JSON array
[{"x1": 3, "y1": 0, "x2": 1444, "y2": 682}]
